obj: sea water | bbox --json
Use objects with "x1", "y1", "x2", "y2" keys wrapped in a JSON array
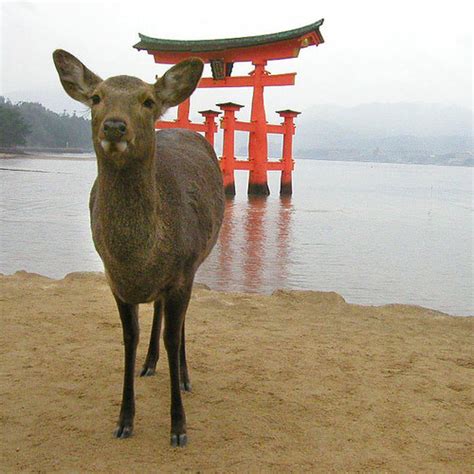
[{"x1": 1, "y1": 156, "x2": 472, "y2": 315}]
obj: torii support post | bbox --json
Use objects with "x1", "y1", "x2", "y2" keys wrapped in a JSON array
[
  {"x1": 198, "y1": 109, "x2": 220, "y2": 147},
  {"x1": 277, "y1": 110, "x2": 300, "y2": 196},
  {"x1": 218, "y1": 102, "x2": 244, "y2": 196},
  {"x1": 176, "y1": 98, "x2": 191, "y2": 126}
]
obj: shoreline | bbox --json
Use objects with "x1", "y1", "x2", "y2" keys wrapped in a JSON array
[
  {"x1": 0, "y1": 151, "x2": 95, "y2": 161},
  {"x1": 2, "y1": 152, "x2": 473, "y2": 168},
  {"x1": 1, "y1": 270, "x2": 472, "y2": 471},
  {"x1": 2, "y1": 269, "x2": 471, "y2": 317}
]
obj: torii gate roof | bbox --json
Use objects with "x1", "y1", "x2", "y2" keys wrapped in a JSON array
[{"x1": 133, "y1": 19, "x2": 324, "y2": 65}]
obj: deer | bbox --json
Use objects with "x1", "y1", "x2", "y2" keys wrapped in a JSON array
[{"x1": 53, "y1": 49, "x2": 224, "y2": 447}]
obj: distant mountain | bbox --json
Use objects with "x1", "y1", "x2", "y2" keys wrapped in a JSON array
[
  {"x1": 298, "y1": 102, "x2": 472, "y2": 137},
  {"x1": 291, "y1": 103, "x2": 472, "y2": 166},
  {"x1": 0, "y1": 97, "x2": 92, "y2": 150},
  {"x1": 4, "y1": 91, "x2": 472, "y2": 165}
]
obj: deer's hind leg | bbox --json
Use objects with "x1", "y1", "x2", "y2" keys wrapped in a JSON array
[
  {"x1": 180, "y1": 321, "x2": 191, "y2": 392},
  {"x1": 140, "y1": 298, "x2": 163, "y2": 377}
]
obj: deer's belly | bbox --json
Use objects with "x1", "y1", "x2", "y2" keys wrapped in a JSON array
[{"x1": 103, "y1": 265, "x2": 168, "y2": 304}]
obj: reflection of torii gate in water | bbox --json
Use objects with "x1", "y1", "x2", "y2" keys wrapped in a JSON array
[
  {"x1": 134, "y1": 19, "x2": 324, "y2": 196},
  {"x1": 196, "y1": 197, "x2": 294, "y2": 292}
]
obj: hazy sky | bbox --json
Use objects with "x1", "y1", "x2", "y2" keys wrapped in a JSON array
[{"x1": 0, "y1": 0, "x2": 472, "y2": 116}]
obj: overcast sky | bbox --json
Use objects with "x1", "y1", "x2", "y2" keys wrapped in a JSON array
[{"x1": 0, "y1": 0, "x2": 472, "y2": 117}]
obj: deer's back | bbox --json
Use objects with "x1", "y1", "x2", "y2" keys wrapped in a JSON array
[{"x1": 154, "y1": 128, "x2": 224, "y2": 267}]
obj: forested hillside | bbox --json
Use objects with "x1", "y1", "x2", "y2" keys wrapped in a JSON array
[{"x1": 0, "y1": 97, "x2": 92, "y2": 149}]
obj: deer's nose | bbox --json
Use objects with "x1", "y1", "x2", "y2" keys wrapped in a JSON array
[{"x1": 103, "y1": 119, "x2": 127, "y2": 142}]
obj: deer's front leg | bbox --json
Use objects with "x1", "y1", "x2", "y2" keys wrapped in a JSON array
[{"x1": 113, "y1": 295, "x2": 139, "y2": 439}]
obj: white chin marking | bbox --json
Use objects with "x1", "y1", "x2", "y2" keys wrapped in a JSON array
[
  {"x1": 100, "y1": 140, "x2": 128, "y2": 153},
  {"x1": 116, "y1": 141, "x2": 128, "y2": 152},
  {"x1": 101, "y1": 139, "x2": 110, "y2": 152}
]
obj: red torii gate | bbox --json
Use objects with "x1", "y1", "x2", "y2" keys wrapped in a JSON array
[{"x1": 134, "y1": 20, "x2": 324, "y2": 196}]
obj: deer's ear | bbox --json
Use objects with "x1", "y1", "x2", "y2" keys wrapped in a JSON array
[
  {"x1": 53, "y1": 49, "x2": 102, "y2": 106},
  {"x1": 154, "y1": 58, "x2": 203, "y2": 110}
]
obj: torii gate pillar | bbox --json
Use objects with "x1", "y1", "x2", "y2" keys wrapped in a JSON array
[{"x1": 248, "y1": 61, "x2": 270, "y2": 195}]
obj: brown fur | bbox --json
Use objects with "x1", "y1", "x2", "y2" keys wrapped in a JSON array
[
  {"x1": 90, "y1": 128, "x2": 223, "y2": 304},
  {"x1": 53, "y1": 49, "x2": 224, "y2": 446}
]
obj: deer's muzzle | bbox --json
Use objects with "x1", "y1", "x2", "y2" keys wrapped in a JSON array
[{"x1": 103, "y1": 119, "x2": 127, "y2": 143}]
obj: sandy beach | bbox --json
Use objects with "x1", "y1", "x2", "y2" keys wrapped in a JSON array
[{"x1": 1, "y1": 271, "x2": 472, "y2": 472}]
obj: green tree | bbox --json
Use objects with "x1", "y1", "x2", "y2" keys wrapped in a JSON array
[
  {"x1": 0, "y1": 102, "x2": 31, "y2": 146},
  {"x1": 0, "y1": 96, "x2": 93, "y2": 150}
]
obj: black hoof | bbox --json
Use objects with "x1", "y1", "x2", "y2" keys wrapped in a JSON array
[
  {"x1": 113, "y1": 423, "x2": 133, "y2": 439},
  {"x1": 170, "y1": 433, "x2": 188, "y2": 447},
  {"x1": 180, "y1": 380, "x2": 192, "y2": 392},
  {"x1": 140, "y1": 366, "x2": 156, "y2": 377}
]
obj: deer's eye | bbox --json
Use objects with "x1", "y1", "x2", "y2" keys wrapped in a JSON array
[
  {"x1": 91, "y1": 95, "x2": 101, "y2": 105},
  {"x1": 143, "y1": 98, "x2": 155, "y2": 109}
]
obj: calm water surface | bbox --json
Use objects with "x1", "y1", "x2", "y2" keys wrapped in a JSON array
[{"x1": 1, "y1": 156, "x2": 472, "y2": 315}]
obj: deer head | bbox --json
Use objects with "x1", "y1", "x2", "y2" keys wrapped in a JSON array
[{"x1": 53, "y1": 49, "x2": 204, "y2": 166}]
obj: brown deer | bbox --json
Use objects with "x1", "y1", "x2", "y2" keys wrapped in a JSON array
[{"x1": 53, "y1": 49, "x2": 224, "y2": 447}]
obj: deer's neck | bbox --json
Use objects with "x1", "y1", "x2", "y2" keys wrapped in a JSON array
[
  {"x1": 94, "y1": 154, "x2": 165, "y2": 263},
  {"x1": 97, "y1": 157, "x2": 157, "y2": 212}
]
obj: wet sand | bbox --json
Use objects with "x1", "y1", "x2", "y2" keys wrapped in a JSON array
[{"x1": 1, "y1": 271, "x2": 472, "y2": 472}]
